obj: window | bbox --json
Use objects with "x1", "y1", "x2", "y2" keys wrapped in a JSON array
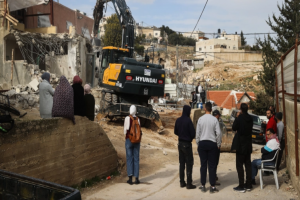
[
  {"x1": 66, "y1": 21, "x2": 73, "y2": 30},
  {"x1": 149, "y1": 33, "x2": 152, "y2": 36},
  {"x1": 233, "y1": 45, "x2": 236, "y2": 50},
  {"x1": 5, "y1": 34, "x2": 23, "y2": 61},
  {"x1": 199, "y1": 48, "x2": 202, "y2": 51},
  {"x1": 229, "y1": 46, "x2": 230, "y2": 49},
  {"x1": 81, "y1": 27, "x2": 91, "y2": 39},
  {"x1": 37, "y1": 12, "x2": 51, "y2": 27},
  {"x1": 204, "y1": 46, "x2": 206, "y2": 49},
  {"x1": 155, "y1": 33, "x2": 158, "y2": 36},
  {"x1": 210, "y1": 46, "x2": 212, "y2": 49}
]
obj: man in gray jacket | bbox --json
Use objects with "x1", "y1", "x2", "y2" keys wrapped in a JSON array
[
  {"x1": 196, "y1": 102, "x2": 221, "y2": 193},
  {"x1": 39, "y1": 73, "x2": 54, "y2": 119}
]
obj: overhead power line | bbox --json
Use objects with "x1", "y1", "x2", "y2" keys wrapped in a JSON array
[{"x1": 190, "y1": 0, "x2": 209, "y2": 37}]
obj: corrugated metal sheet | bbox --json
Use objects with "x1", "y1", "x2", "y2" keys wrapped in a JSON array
[{"x1": 276, "y1": 45, "x2": 300, "y2": 95}]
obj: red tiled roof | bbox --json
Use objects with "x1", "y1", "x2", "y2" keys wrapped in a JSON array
[
  {"x1": 247, "y1": 92, "x2": 256, "y2": 100},
  {"x1": 236, "y1": 93, "x2": 244, "y2": 101},
  {"x1": 223, "y1": 95, "x2": 236, "y2": 109},
  {"x1": 207, "y1": 91, "x2": 231, "y2": 107},
  {"x1": 207, "y1": 91, "x2": 256, "y2": 110}
]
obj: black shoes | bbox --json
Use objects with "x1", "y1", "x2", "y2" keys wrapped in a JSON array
[
  {"x1": 180, "y1": 182, "x2": 187, "y2": 188},
  {"x1": 186, "y1": 184, "x2": 196, "y2": 189},
  {"x1": 135, "y1": 178, "x2": 140, "y2": 184},
  {"x1": 210, "y1": 186, "x2": 219, "y2": 193},
  {"x1": 233, "y1": 186, "x2": 245, "y2": 193},
  {"x1": 127, "y1": 179, "x2": 133, "y2": 185},
  {"x1": 199, "y1": 185, "x2": 207, "y2": 193}
]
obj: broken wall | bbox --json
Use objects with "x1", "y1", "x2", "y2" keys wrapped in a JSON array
[{"x1": 0, "y1": 116, "x2": 118, "y2": 186}]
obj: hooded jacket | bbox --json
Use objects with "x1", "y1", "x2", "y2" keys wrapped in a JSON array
[
  {"x1": 174, "y1": 105, "x2": 195, "y2": 143},
  {"x1": 232, "y1": 113, "x2": 253, "y2": 155}
]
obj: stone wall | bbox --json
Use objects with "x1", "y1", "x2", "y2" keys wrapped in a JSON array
[
  {"x1": 0, "y1": 116, "x2": 118, "y2": 186},
  {"x1": 280, "y1": 98, "x2": 300, "y2": 195}
]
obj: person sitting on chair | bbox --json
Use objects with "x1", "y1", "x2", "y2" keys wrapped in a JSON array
[
  {"x1": 189, "y1": 91, "x2": 197, "y2": 108},
  {"x1": 251, "y1": 128, "x2": 280, "y2": 185}
]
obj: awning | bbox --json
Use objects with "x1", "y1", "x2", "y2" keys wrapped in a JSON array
[{"x1": 8, "y1": 0, "x2": 49, "y2": 12}]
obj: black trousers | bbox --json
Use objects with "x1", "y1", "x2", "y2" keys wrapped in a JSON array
[
  {"x1": 202, "y1": 97, "x2": 205, "y2": 104},
  {"x1": 277, "y1": 140, "x2": 285, "y2": 170},
  {"x1": 178, "y1": 141, "x2": 194, "y2": 184},
  {"x1": 198, "y1": 140, "x2": 218, "y2": 186},
  {"x1": 190, "y1": 101, "x2": 197, "y2": 108},
  {"x1": 236, "y1": 154, "x2": 252, "y2": 187},
  {"x1": 216, "y1": 148, "x2": 220, "y2": 174}
]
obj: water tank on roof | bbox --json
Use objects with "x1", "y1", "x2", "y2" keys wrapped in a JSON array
[{"x1": 218, "y1": 29, "x2": 221, "y2": 34}]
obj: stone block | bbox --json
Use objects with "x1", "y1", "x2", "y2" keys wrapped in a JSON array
[{"x1": 28, "y1": 79, "x2": 39, "y2": 91}]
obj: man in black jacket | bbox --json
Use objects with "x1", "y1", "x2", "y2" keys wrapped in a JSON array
[
  {"x1": 174, "y1": 105, "x2": 196, "y2": 189},
  {"x1": 232, "y1": 103, "x2": 253, "y2": 192}
]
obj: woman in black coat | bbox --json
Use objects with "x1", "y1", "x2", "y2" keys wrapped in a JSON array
[
  {"x1": 84, "y1": 84, "x2": 95, "y2": 121},
  {"x1": 72, "y1": 75, "x2": 85, "y2": 116}
]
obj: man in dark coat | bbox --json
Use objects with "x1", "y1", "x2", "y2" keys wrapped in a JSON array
[
  {"x1": 174, "y1": 105, "x2": 196, "y2": 189},
  {"x1": 72, "y1": 76, "x2": 85, "y2": 116},
  {"x1": 189, "y1": 91, "x2": 197, "y2": 108},
  {"x1": 232, "y1": 103, "x2": 253, "y2": 192}
]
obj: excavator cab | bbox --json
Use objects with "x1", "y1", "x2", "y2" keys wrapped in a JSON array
[{"x1": 99, "y1": 46, "x2": 129, "y2": 84}]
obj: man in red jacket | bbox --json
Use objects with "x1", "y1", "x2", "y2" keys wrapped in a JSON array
[{"x1": 265, "y1": 109, "x2": 277, "y2": 142}]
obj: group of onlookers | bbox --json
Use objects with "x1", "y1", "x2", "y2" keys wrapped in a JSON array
[
  {"x1": 39, "y1": 73, "x2": 95, "y2": 123},
  {"x1": 173, "y1": 102, "x2": 283, "y2": 194},
  {"x1": 190, "y1": 82, "x2": 206, "y2": 108}
]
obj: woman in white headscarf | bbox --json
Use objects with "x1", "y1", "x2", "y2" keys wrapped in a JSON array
[
  {"x1": 83, "y1": 84, "x2": 95, "y2": 121},
  {"x1": 124, "y1": 105, "x2": 141, "y2": 185}
]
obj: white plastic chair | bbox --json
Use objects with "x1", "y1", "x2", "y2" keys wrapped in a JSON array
[{"x1": 259, "y1": 149, "x2": 280, "y2": 189}]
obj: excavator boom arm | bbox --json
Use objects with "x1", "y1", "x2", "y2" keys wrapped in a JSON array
[{"x1": 93, "y1": 0, "x2": 135, "y2": 57}]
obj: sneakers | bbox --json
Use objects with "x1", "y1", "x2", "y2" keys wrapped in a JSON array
[
  {"x1": 180, "y1": 182, "x2": 187, "y2": 188},
  {"x1": 199, "y1": 185, "x2": 207, "y2": 193},
  {"x1": 186, "y1": 184, "x2": 196, "y2": 189},
  {"x1": 210, "y1": 186, "x2": 219, "y2": 193},
  {"x1": 233, "y1": 186, "x2": 245, "y2": 193}
]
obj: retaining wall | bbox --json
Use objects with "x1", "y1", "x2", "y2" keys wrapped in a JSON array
[{"x1": 0, "y1": 116, "x2": 118, "y2": 186}]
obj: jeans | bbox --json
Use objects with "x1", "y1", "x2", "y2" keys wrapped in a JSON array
[
  {"x1": 198, "y1": 140, "x2": 218, "y2": 186},
  {"x1": 236, "y1": 154, "x2": 252, "y2": 188},
  {"x1": 125, "y1": 138, "x2": 140, "y2": 178},
  {"x1": 178, "y1": 141, "x2": 194, "y2": 184},
  {"x1": 251, "y1": 159, "x2": 275, "y2": 179}
]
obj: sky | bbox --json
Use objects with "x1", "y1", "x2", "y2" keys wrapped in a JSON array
[{"x1": 57, "y1": 0, "x2": 285, "y2": 45}]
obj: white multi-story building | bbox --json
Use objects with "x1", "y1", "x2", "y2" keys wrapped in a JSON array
[{"x1": 196, "y1": 31, "x2": 243, "y2": 61}]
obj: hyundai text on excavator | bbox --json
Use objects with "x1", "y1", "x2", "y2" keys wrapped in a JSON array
[{"x1": 93, "y1": 0, "x2": 165, "y2": 129}]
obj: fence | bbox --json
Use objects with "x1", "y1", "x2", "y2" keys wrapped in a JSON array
[{"x1": 275, "y1": 38, "x2": 300, "y2": 194}]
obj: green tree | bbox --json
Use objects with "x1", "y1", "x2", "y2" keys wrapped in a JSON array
[
  {"x1": 257, "y1": 0, "x2": 300, "y2": 97},
  {"x1": 160, "y1": 25, "x2": 176, "y2": 37},
  {"x1": 102, "y1": 14, "x2": 122, "y2": 47},
  {"x1": 241, "y1": 31, "x2": 247, "y2": 46},
  {"x1": 249, "y1": 92, "x2": 274, "y2": 115},
  {"x1": 134, "y1": 34, "x2": 145, "y2": 55},
  {"x1": 168, "y1": 33, "x2": 197, "y2": 46}
]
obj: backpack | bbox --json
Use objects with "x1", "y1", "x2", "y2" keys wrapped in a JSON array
[{"x1": 129, "y1": 115, "x2": 142, "y2": 143}]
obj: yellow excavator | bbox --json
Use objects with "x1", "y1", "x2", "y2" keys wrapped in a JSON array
[{"x1": 92, "y1": 0, "x2": 165, "y2": 129}]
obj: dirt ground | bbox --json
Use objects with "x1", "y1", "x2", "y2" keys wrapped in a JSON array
[{"x1": 81, "y1": 110, "x2": 299, "y2": 200}]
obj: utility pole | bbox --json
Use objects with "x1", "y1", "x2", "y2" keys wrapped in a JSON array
[{"x1": 176, "y1": 44, "x2": 179, "y2": 97}]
